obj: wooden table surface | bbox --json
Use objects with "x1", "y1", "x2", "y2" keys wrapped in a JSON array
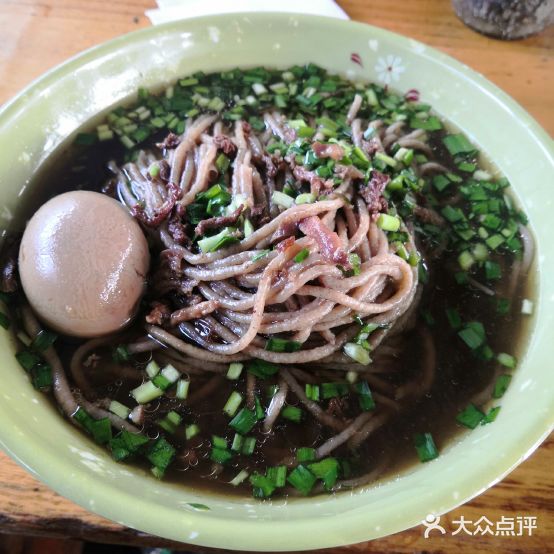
[{"x1": 0, "y1": 0, "x2": 552, "y2": 552}]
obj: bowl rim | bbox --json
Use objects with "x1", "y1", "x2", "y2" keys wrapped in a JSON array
[{"x1": 0, "y1": 12, "x2": 553, "y2": 551}]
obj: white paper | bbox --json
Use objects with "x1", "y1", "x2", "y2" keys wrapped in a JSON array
[{"x1": 146, "y1": 0, "x2": 349, "y2": 25}]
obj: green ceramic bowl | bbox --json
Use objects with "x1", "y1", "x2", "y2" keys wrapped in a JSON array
[{"x1": 0, "y1": 13, "x2": 552, "y2": 551}]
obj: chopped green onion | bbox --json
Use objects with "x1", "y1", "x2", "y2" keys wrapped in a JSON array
[
  {"x1": 226, "y1": 362, "x2": 244, "y2": 380},
  {"x1": 230, "y1": 469, "x2": 250, "y2": 486},
  {"x1": 295, "y1": 193, "x2": 316, "y2": 204},
  {"x1": 242, "y1": 436, "x2": 256, "y2": 455},
  {"x1": 230, "y1": 433, "x2": 244, "y2": 452},
  {"x1": 31, "y1": 363, "x2": 52, "y2": 390},
  {"x1": 197, "y1": 227, "x2": 240, "y2": 253},
  {"x1": 497, "y1": 352, "x2": 517, "y2": 369},
  {"x1": 243, "y1": 218, "x2": 254, "y2": 237},
  {"x1": 414, "y1": 432, "x2": 439, "y2": 462},
  {"x1": 281, "y1": 405, "x2": 303, "y2": 423},
  {"x1": 321, "y1": 382, "x2": 349, "y2": 399},
  {"x1": 272, "y1": 190, "x2": 294, "y2": 209},
  {"x1": 458, "y1": 251, "x2": 475, "y2": 271},
  {"x1": 493, "y1": 374, "x2": 512, "y2": 399},
  {"x1": 185, "y1": 423, "x2": 200, "y2": 440},
  {"x1": 254, "y1": 395, "x2": 265, "y2": 420},
  {"x1": 75, "y1": 132, "x2": 97, "y2": 146},
  {"x1": 355, "y1": 380, "x2": 375, "y2": 411},
  {"x1": 223, "y1": 391, "x2": 243, "y2": 417},
  {"x1": 215, "y1": 153, "x2": 230, "y2": 173},
  {"x1": 247, "y1": 359, "x2": 278, "y2": 378},
  {"x1": 109, "y1": 400, "x2": 130, "y2": 420},
  {"x1": 485, "y1": 261, "x2": 501, "y2": 280},
  {"x1": 266, "y1": 465, "x2": 287, "y2": 487},
  {"x1": 443, "y1": 134, "x2": 475, "y2": 156},
  {"x1": 446, "y1": 308, "x2": 462, "y2": 330},
  {"x1": 0, "y1": 312, "x2": 10, "y2": 329},
  {"x1": 343, "y1": 342, "x2": 371, "y2": 365},
  {"x1": 212, "y1": 435, "x2": 228, "y2": 449},
  {"x1": 210, "y1": 447, "x2": 233, "y2": 465},
  {"x1": 266, "y1": 338, "x2": 302, "y2": 353},
  {"x1": 131, "y1": 381, "x2": 164, "y2": 404},
  {"x1": 145, "y1": 360, "x2": 160, "y2": 379},
  {"x1": 308, "y1": 457, "x2": 339, "y2": 490},
  {"x1": 305, "y1": 383, "x2": 320, "y2": 401},
  {"x1": 229, "y1": 408, "x2": 257, "y2": 434},
  {"x1": 376, "y1": 214, "x2": 401, "y2": 232},
  {"x1": 297, "y1": 447, "x2": 316, "y2": 463},
  {"x1": 252, "y1": 250, "x2": 270, "y2": 262},
  {"x1": 482, "y1": 406, "x2": 501, "y2": 424},
  {"x1": 31, "y1": 330, "x2": 57, "y2": 352},
  {"x1": 374, "y1": 152, "x2": 397, "y2": 168},
  {"x1": 456, "y1": 403, "x2": 485, "y2": 429},
  {"x1": 175, "y1": 379, "x2": 190, "y2": 399},
  {"x1": 15, "y1": 350, "x2": 40, "y2": 372},
  {"x1": 458, "y1": 321, "x2": 486, "y2": 350},
  {"x1": 287, "y1": 465, "x2": 317, "y2": 496},
  {"x1": 112, "y1": 344, "x2": 130, "y2": 363},
  {"x1": 294, "y1": 248, "x2": 310, "y2": 263},
  {"x1": 250, "y1": 472, "x2": 276, "y2": 498}
]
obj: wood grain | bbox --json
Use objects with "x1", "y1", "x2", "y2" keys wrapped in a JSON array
[{"x1": 0, "y1": 0, "x2": 552, "y2": 551}]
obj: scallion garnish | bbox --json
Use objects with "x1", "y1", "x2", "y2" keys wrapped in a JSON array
[
  {"x1": 497, "y1": 352, "x2": 516, "y2": 369},
  {"x1": 229, "y1": 408, "x2": 257, "y2": 434},
  {"x1": 296, "y1": 447, "x2": 316, "y2": 463},
  {"x1": 294, "y1": 248, "x2": 310, "y2": 263},
  {"x1": 223, "y1": 391, "x2": 243, "y2": 417},
  {"x1": 343, "y1": 342, "x2": 371, "y2": 365},
  {"x1": 281, "y1": 405, "x2": 303, "y2": 423},
  {"x1": 109, "y1": 400, "x2": 131, "y2": 420},
  {"x1": 250, "y1": 472, "x2": 276, "y2": 498},
  {"x1": 456, "y1": 403, "x2": 485, "y2": 429},
  {"x1": 247, "y1": 359, "x2": 278, "y2": 378},
  {"x1": 355, "y1": 380, "x2": 375, "y2": 411},
  {"x1": 265, "y1": 338, "x2": 302, "y2": 353},
  {"x1": 414, "y1": 432, "x2": 439, "y2": 463},
  {"x1": 308, "y1": 457, "x2": 339, "y2": 491},
  {"x1": 266, "y1": 465, "x2": 287, "y2": 487},
  {"x1": 287, "y1": 465, "x2": 317, "y2": 496},
  {"x1": 482, "y1": 406, "x2": 501, "y2": 424},
  {"x1": 226, "y1": 362, "x2": 244, "y2": 380},
  {"x1": 493, "y1": 374, "x2": 512, "y2": 399}
]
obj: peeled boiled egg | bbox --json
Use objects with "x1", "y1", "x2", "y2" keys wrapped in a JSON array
[{"x1": 18, "y1": 190, "x2": 149, "y2": 337}]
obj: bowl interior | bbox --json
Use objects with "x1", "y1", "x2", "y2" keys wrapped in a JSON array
[{"x1": 0, "y1": 13, "x2": 553, "y2": 551}]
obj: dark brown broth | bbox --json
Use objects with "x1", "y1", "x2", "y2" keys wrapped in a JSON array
[{"x1": 3, "y1": 124, "x2": 535, "y2": 498}]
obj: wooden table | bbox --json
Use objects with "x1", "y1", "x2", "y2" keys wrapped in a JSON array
[{"x1": 0, "y1": 1, "x2": 552, "y2": 552}]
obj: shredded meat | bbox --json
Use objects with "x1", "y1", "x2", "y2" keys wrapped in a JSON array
[
  {"x1": 158, "y1": 160, "x2": 170, "y2": 183},
  {"x1": 194, "y1": 205, "x2": 244, "y2": 237},
  {"x1": 359, "y1": 170, "x2": 390, "y2": 216},
  {"x1": 131, "y1": 182, "x2": 181, "y2": 228},
  {"x1": 167, "y1": 211, "x2": 190, "y2": 246},
  {"x1": 292, "y1": 165, "x2": 333, "y2": 196},
  {"x1": 156, "y1": 133, "x2": 181, "y2": 150},
  {"x1": 276, "y1": 236, "x2": 295, "y2": 253},
  {"x1": 361, "y1": 137, "x2": 383, "y2": 156},
  {"x1": 312, "y1": 141, "x2": 345, "y2": 161},
  {"x1": 249, "y1": 205, "x2": 270, "y2": 227},
  {"x1": 261, "y1": 154, "x2": 278, "y2": 178},
  {"x1": 270, "y1": 219, "x2": 298, "y2": 244},
  {"x1": 326, "y1": 397, "x2": 350, "y2": 420},
  {"x1": 213, "y1": 135, "x2": 237, "y2": 157},
  {"x1": 146, "y1": 301, "x2": 171, "y2": 325},
  {"x1": 298, "y1": 216, "x2": 351, "y2": 268},
  {"x1": 335, "y1": 164, "x2": 364, "y2": 181}
]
